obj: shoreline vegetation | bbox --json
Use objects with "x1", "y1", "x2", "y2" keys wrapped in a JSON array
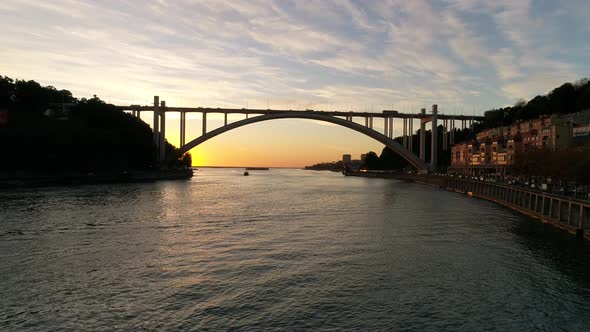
[
  {"x1": 304, "y1": 161, "x2": 344, "y2": 171},
  {"x1": 0, "y1": 75, "x2": 192, "y2": 187},
  {"x1": 0, "y1": 169, "x2": 193, "y2": 189}
]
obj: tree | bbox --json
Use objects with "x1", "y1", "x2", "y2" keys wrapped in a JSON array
[
  {"x1": 0, "y1": 76, "x2": 192, "y2": 172},
  {"x1": 179, "y1": 153, "x2": 192, "y2": 169},
  {"x1": 0, "y1": 76, "x2": 14, "y2": 108},
  {"x1": 523, "y1": 95, "x2": 549, "y2": 119},
  {"x1": 574, "y1": 80, "x2": 590, "y2": 111},
  {"x1": 548, "y1": 83, "x2": 576, "y2": 114},
  {"x1": 364, "y1": 151, "x2": 381, "y2": 169},
  {"x1": 379, "y1": 146, "x2": 408, "y2": 169}
]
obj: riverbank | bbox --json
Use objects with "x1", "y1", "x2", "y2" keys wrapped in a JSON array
[
  {"x1": 0, "y1": 168, "x2": 193, "y2": 188},
  {"x1": 347, "y1": 171, "x2": 590, "y2": 240}
]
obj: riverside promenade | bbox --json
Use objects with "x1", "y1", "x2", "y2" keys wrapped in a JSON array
[{"x1": 349, "y1": 171, "x2": 590, "y2": 239}]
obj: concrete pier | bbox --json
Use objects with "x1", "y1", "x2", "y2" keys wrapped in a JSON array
[
  {"x1": 402, "y1": 118, "x2": 408, "y2": 149},
  {"x1": 389, "y1": 117, "x2": 393, "y2": 138},
  {"x1": 419, "y1": 108, "x2": 426, "y2": 162},
  {"x1": 450, "y1": 119, "x2": 455, "y2": 145},
  {"x1": 442, "y1": 119, "x2": 448, "y2": 151},
  {"x1": 430, "y1": 105, "x2": 438, "y2": 171},
  {"x1": 408, "y1": 118, "x2": 413, "y2": 152},
  {"x1": 153, "y1": 96, "x2": 160, "y2": 152},
  {"x1": 180, "y1": 111, "x2": 186, "y2": 146},
  {"x1": 159, "y1": 101, "x2": 166, "y2": 162}
]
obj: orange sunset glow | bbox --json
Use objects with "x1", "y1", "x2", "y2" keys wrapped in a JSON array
[{"x1": 2, "y1": 1, "x2": 588, "y2": 167}]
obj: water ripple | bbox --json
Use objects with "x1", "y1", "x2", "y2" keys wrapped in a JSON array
[{"x1": 1, "y1": 169, "x2": 590, "y2": 330}]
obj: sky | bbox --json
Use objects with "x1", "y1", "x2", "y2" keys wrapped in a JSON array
[{"x1": 1, "y1": 0, "x2": 589, "y2": 167}]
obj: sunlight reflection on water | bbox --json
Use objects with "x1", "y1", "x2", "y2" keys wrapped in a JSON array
[{"x1": 1, "y1": 168, "x2": 590, "y2": 331}]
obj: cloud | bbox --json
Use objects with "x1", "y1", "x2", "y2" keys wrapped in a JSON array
[{"x1": 0, "y1": 0, "x2": 587, "y2": 112}]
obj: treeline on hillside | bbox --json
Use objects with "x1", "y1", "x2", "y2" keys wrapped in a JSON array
[
  {"x1": 0, "y1": 75, "x2": 191, "y2": 172},
  {"x1": 475, "y1": 78, "x2": 590, "y2": 131},
  {"x1": 304, "y1": 161, "x2": 344, "y2": 171}
]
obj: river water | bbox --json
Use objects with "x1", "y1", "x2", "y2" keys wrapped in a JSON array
[{"x1": 1, "y1": 168, "x2": 589, "y2": 331}]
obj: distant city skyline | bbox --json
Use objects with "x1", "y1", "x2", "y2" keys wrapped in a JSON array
[{"x1": 1, "y1": 1, "x2": 589, "y2": 166}]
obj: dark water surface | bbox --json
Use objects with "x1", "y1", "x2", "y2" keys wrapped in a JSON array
[{"x1": 1, "y1": 169, "x2": 590, "y2": 331}]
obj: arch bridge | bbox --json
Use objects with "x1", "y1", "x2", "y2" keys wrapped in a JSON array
[{"x1": 117, "y1": 96, "x2": 483, "y2": 171}]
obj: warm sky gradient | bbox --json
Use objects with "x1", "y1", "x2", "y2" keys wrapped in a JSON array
[{"x1": 1, "y1": 1, "x2": 589, "y2": 167}]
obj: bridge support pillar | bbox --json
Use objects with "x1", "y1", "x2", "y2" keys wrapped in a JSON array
[
  {"x1": 420, "y1": 108, "x2": 426, "y2": 162},
  {"x1": 408, "y1": 118, "x2": 413, "y2": 152},
  {"x1": 442, "y1": 119, "x2": 447, "y2": 151},
  {"x1": 153, "y1": 96, "x2": 160, "y2": 162},
  {"x1": 159, "y1": 101, "x2": 166, "y2": 163},
  {"x1": 431, "y1": 104, "x2": 438, "y2": 172},
  {"x1": 389, "y1": 117, "x2": 393, "y2": 138},
  {"x1": 384, "y1": 116, "x2": 388, "y2": 136},
  {"x1": 202, "y1": 112, "x2": 207, "y2": 135},
  {"x1": 402, "y1": 118, "x2": 406, "y2": 148},
  {"x1": 449, "y1": 119, "x2": 455, "y2": 145},
  {"x1": 224, "y1": 113, "x2": 228, "y2": 126},
  {"x1": 180, "y1": 111, "x2": 186, "y2": 147}
]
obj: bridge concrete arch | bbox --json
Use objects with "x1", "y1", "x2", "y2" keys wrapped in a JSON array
[{"x1": 177, "y1": 111, "x2": 428, "y2": 171}]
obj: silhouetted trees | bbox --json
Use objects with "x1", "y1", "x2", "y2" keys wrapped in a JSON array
[
  {"x1": 304, "y1": 161, "x2": 344, "y2": 171},
  {"x1": 0, "y1": 75, "x2": 191, "y2": 172},
  {"x1": 362, "y1": 151, "x2": 379, "y2": 169},
  {"x1": 479, "y1": 79, "x2": 590, "y2": 130},
  {"x1": 362, "y1": 124, "x2": 474, "y2": 170},
  {"x1": 513, "y1": 143, "x2": 590, "y2": 184}
]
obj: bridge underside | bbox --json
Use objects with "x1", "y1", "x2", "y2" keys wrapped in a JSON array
[
  {"x1": 177, "y1": 111, "x2": 429, "y2": 171},
  {"x1": 126, "y1": 98, "x2": 482, "y2": 171}
]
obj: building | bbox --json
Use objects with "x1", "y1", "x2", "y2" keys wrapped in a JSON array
[
  {"x1": 360, "y1": 154, "x2": 366, "y2": 162},
  {"x1": 476, "y1": 127, "x2": 505, "y2": 143},
  {"x1": 451, "y1": 140, "x2": 521, "y2": 175},
  {"x1": 451, "y1": 110, "x2": 589, "y2": 175},
  {"x1": 451, "y1": 142, "x2": 471, "y2": 168},
  {"x1": 572, "y1": 124, "x2": 590, "y2": 145},
  {"x1": 478, "y1": 115, "x2": 571, "y2": 152},
  {"x1": 342, "y1": 154, "x2": 352, "y2": 164}
]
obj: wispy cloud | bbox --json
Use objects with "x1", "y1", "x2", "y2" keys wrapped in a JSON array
[{"x1": 0, "y1": 0, "x2": 587, "y2": 109}]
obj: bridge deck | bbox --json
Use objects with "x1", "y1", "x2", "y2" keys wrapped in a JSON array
[{"x1": 116, "y1": 105, "x2": 483, "y2": 120}]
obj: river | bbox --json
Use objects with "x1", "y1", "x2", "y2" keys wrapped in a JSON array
[{"x1": 1, "y1": 168, "x2": 589, "y2": 331}]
